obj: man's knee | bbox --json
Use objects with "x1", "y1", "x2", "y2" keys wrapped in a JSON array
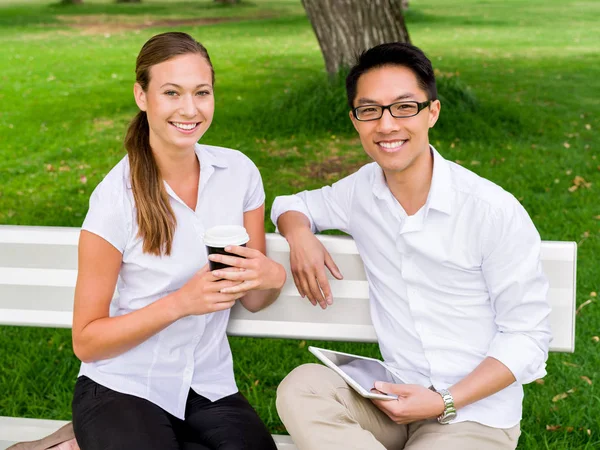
[{"x1": 276, "y1": 363, "x2": 345, "y2": 413}]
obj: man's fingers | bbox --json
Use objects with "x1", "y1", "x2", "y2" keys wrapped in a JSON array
[
  {"x1": 296, "y1": 272, "x2": 317, "y2": 306},
  {"x1": 307, "y1": 277, "x2": 327, "y2": 309},
  {"x1": 291, "y1": 272, "x2": 306, "y2": 298},
  {"x1": 315, "y1": 269, "x2": 333, "y2": 306},
  {"x1": 293, "y1": 263, "x2": 328, "y2": 309},
  {"x1": 324, "y1": 252, "x2": 343, "y2": 280},
  {"x1": 373, "y1": 381, "x2": 393, "y2": 393},
  {"x1": 374, "y1": 381, "x2": 407, "y2": 396}
]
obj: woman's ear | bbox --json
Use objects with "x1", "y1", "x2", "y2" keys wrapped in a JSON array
[{"x1": 133, "y1": 83, "x2": 147, "y2": 112}]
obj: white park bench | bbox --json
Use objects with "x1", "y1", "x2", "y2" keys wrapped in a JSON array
[{"x1": 0, "y1": 225, "x2": 577, "y2": 449}]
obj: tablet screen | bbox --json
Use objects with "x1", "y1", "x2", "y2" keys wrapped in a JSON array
[{"x1": 318, "y1": 349, "x2": 401, "y2": 393}]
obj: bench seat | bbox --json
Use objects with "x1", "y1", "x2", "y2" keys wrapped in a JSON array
[
  {"x1": 0, "y1": 416, "x2": 296, "y2": 449},
  {"x1": 0, "y1": 225, "x2": 577, "y2": 448}
]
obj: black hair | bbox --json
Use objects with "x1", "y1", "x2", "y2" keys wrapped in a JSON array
[{"x1": 345, "y1": 42, "x2": 437, "y2": 109}]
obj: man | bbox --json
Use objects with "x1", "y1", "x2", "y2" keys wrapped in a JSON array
[{"x1": 271, "y1": 43, "x2": 551, "y2": 450}]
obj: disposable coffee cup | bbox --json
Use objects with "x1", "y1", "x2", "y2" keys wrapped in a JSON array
[{"x1": 204, "y1": 225, "x2": 250, "y2": 271}]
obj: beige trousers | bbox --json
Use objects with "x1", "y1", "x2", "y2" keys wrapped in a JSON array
[{"x1": 276, "y1": 364, "x2": 520, "y2": 450}]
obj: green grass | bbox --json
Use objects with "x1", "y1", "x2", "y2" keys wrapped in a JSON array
[{"x1": 1, "y1": 0, "x2": 599, "y2": 447}]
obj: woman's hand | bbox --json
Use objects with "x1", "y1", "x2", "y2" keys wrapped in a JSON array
[
  {"x1": 208, "y1": 245, "x2": 286, "y2": 295},
  {"x1": 175, "y1": 264, "x2": 246, "y2": 317}
]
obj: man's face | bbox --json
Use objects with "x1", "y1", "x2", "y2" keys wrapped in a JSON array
[
  {"x1": 349, "y1": 65, "x2": 440, "y2": 176},
  {"x1": 134, "y1": 53, "x2": 215, "y2": 154}
]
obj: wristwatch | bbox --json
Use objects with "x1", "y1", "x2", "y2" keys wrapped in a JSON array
[{"x1": 435, "y1": 388, "x2": 457, "y2": 424}]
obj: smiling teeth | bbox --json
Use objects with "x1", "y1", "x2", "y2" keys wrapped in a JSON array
[
  {"x1": 379, "y1": 140, "x2": 406, "y2": 149},
  {"x1": 172, "y1": 122, "x2": 198, "y2": 130}
]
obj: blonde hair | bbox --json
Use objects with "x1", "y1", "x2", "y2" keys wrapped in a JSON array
[{"x1": 124, "y1": 32, "x2": 214, "y2": 256}]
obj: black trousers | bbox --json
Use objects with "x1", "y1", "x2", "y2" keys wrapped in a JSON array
[{"x1": 72, "y1": 376, "x2": 278, "y2": 450}]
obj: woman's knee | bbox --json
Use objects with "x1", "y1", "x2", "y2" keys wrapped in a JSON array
[
  {"x1": 185, "y1": 392, "x2": 276, "y2": 450},
  {"x1": 73, "y1": 382, "x2": 179, "y2": 450}
]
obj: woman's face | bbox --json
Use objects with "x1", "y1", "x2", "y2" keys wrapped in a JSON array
[{"x1": 134, "y1": 53, "x2": 214, "y2": 154}]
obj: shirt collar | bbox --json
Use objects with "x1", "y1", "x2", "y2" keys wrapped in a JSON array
[
  {"x1": 195, "y1": 143, "x2": 229, "y2": 169},
  {"x1": 125, "y1": 144, "x2": 228, "y2": 190},
  {"x1": 372, "y1": 165, "x2": 390, "y2": 200},
  {"x1": 427, "y1": 146, "x2": 452, "y2": 215},
  {"x1": 371, "y1": 145, "x2": 453, "y2": 216}
]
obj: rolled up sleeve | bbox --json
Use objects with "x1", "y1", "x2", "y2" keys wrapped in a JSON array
[
  {"x1": 271, "y1": 194, "x2": 318, "y2": 233},
  {"x1": 270, "y1": 172, "x2": 357, "y2": 234},
  {"x1": 482, "y1": 198, "x2": 552, "y2": 384}
]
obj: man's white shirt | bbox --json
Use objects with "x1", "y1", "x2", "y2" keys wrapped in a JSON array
[{"x1": 271, "y1": 146, "x2": 551, "y2": 428}]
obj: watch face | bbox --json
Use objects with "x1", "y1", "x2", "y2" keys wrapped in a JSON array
[{"x1": 438, "y1": 412, "x2": 457, "y2": 424}]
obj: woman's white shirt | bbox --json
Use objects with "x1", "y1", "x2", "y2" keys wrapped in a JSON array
[{"x1": 78, "y1": 143, "x2": 265, "y2": 419}]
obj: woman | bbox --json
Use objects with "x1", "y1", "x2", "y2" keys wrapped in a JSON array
[{"x1": 16, "y1": 31, "x2": 285, "y2": 450}]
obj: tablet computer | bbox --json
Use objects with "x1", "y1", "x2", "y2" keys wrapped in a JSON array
[{"x1": 308, "y1": 346, "x2": 403, "y2": 401}]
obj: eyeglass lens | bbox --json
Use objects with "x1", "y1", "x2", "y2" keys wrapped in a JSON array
[{"x1": 356, "y1": 102, "x2": 419, "y2": 120}]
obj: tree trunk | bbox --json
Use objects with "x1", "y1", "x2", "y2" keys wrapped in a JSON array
[{"x1": 301, "y1": 0, "x2": 411, "y2": 75}]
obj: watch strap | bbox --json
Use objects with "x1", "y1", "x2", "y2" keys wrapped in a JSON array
[{"x1": 436, "y1": 388, "x2": 457, "y2": 424}]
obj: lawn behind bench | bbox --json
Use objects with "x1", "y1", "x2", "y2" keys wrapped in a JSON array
[{"x1": 0, "y1": 0, "x2": 598, "y2": 448}]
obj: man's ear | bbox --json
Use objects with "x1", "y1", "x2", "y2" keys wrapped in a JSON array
[
  {"x1": 428, "y1": 99, "x2": 441, "y2": 128},
  {"x1": 349, "y1": 110, "x2": 360, "y2": 133},
  {"x1": 133, "y1": 83, "x2": 147, "y2": 112}
]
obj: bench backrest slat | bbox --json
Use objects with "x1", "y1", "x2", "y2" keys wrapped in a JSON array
[{"x1": 0, "y1": 226, "x2": 576, "y2": 352}]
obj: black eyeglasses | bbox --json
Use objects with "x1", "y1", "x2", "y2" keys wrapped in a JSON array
[{"x1": 352, "y1": 100, "x2": 431, "y2": 121}]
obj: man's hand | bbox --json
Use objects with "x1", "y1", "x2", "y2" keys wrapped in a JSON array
[
  {"x1": 371, "y1": 383, "x2": 445, "y2": 424},
  {"x1": 287, "y1": 227, "x2": 343, "y2": 309}
]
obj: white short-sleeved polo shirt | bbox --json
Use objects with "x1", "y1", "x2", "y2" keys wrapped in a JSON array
[{"x1": 78, "y1": 143, "x2": 265, "y2": 419}]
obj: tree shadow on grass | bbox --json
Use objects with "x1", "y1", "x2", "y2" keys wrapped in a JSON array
[
  {"x1": 0, "y1": 5, "x2": 62, "y2": 28},
  {"x1": 48, "y1": 0, "x2": 257, "y2": 17},
  {"x1": 245, "y1": 69, "x2": 526, "y2": 144},
  {"x1": 0, "y1": 0, "x2": 274, "y2": 31},
  {"x1": 403, "y1": 7, "x2": 513, "y2": 28}
]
